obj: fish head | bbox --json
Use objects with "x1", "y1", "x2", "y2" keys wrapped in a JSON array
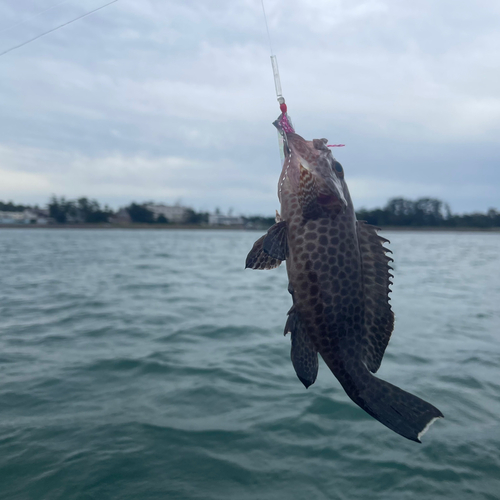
[{"x1": 279, "y1": 132, "x2": 349, "y2": 218}]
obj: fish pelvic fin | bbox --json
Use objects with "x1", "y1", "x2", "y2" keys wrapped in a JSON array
[
  {"x1": 245, "y1": 234, "x2": 282, "y2": 270},
  {"x1": 341, "y1": 362, "x2": 443, "y2": 442},
  {"x1": 285, "y1": 311, "x2": 318, "y2": 388}
]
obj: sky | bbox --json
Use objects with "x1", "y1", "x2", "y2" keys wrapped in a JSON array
[{"x1": 0, "y1": 0, "x2": 499, "y2": 216}]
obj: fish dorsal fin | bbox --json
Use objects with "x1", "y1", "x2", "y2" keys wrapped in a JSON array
[
  {"x1": 263, "y1": 221, "x2": 288, "y2": 260},
  {"x1": 284, "y1": 310, "x2": 318, "y2": 388},
  {"x1": 245, "y1": 234, "x2": 282, "y2": 270},
  {"x1": 357, "y1": 221, "x2": 395, "y2": 373}
]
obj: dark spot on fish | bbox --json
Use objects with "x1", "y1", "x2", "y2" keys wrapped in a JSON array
[
  {"x1": 319, "y1": 235, "x2": 328, "y2": 245},
  {"x1": 331, "y1": 236, "x2": 339, "y2": 245},
  {"x1": 306, "y1": 243, "x2": 316, "y2": 251},
  {"x1": 308, "y1": 222, "x2": 317, "y2": 230},
  {"x1": 338, "y1": 255, "x2": 345, "y2": 266},
  {"x1": 311, "y1": 251, "x2": 319, "y2": 260},
  {"x1": 338, "y1": 271, "x2": 346, "y2": 279},
  {"x1": 327, "y1": 247, "x2": 337, "y2": 256},
  {"x1": 318, "y1": 226, "x2": 327, "y2": 234},
  {"x1": 321, "y1": 263, "x2": 329, "y2": 272},
  {"x1": 308, "y1": 272, "x2": 318, "y2": 283},
  {"x1": 305, "y1": 232, "x2": 316, "y2": 240},
  {"x1": 313, "y1": 261, "x2": 321, "y2": 271},
  {"x1": 339, "y1": 242, "x2": 346, "y2": 252},
  {"x1": 310, "y1": 285, "x2": 319, "y2": 295},
  {"x1": 315, "y1": 303, "x2": 324, "y2": 314}
]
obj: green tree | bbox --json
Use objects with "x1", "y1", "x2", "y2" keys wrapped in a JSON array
[{"x1": 126, "y1": 203, "x2": 155, "y2": 223}]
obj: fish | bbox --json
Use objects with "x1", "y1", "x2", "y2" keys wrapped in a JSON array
[{"x1": 245, "y1": 123, "x2": 443, "y2": 442}]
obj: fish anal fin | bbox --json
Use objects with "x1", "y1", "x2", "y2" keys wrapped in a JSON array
[
  {"x1": 263, "y1": 221, "x2": 288, "y2": 260},
  {"x1": 245, "y1": 234, "x2": 282, "y2": 270},
  {"x1": 285, "y1": 311, "x2": 318, "y2": 388},
  {"x1": 357, "y1": 221, "x2": 395, "y2": 373}
]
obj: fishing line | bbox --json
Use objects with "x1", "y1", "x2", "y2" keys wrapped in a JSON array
[
  {"x1": 260, "y1": 0, "x2": 274, "y2": 56},
  {"x1": 0, "y1": 0, "x2": 75, "y2": 34},
  {"x1": 0, "y1": 0, "x2": 118, "y2": 58},
  {"x1": 260, "y1": 0, "x2": 284, "y2": 103},
  {"x1": 259, "y1": 0, "x2": 344, "y2": 154}
]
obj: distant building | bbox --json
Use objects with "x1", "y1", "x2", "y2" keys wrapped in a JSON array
[
  {"x1": 0, "y1": 210, "x2": 48, "y2": 224},
  {"x1": 109, "y1": 208, "x2": 132, "y2": 224},
  {"x1": 208, "y1": 214, "x2": 244, "y2": 226},
  {"x1": 145, "y1": 204, "x2": 189, "y2": 223}
]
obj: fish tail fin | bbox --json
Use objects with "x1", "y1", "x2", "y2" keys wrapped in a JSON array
[{"x1": 346, "y1": 367, "x2": 443, "y2": 442}]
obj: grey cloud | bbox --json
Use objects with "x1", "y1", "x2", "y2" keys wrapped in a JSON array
[{"x1": 0, "y1": 0, "x2": 499, "y2": 214}]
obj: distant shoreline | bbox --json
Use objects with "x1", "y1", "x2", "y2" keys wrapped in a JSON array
[{"x1": 1, "y1": 224, "x2": 499, "y2": 232}]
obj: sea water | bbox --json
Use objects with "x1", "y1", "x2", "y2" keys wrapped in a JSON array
[{"x1": 0, "y1": 229, "x2": 499, "y2": 500}]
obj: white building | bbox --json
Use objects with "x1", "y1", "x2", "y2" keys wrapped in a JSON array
[
  {"x1": 208, "y1": 214, "x2": 244, "y2": 226},
  {"x1": 0, "y1": 210, "x2": 48, "y2": 224},
  {"x1": 145, "y1": 204, "x2": 189, "y2": 223}
]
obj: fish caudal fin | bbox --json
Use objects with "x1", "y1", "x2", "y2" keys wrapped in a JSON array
[{"x1": 344, "y1": 365, "x2": 443, "y2": 442}]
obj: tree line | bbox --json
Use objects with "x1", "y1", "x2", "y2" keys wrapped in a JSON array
[
  {"x1": 1, "y1": 196, "x2": 499, "y2": 228},
  {"x1": 356, "y1": 197, "x2": 500, "y2": 228}
]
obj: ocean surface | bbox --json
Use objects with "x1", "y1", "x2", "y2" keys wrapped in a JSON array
[{"x1": 0, "y1": 228, "x2": 499, "y2": 500}]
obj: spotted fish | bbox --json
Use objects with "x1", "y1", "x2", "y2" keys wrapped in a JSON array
[{"x1": 246, "y1": 130, "x2": 443, "y2": 442}]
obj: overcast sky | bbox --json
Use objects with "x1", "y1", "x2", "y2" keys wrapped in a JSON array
[{"x1": 1, "y1": 0, "x2": 499, "y2": 215}]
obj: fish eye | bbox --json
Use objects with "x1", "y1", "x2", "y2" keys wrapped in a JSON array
[{"x1": 333, "y1": 161, "x2": 344, "y2": 177}]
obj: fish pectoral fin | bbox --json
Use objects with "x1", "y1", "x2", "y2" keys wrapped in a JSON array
[
  {"x1": 285, "y1": 311, "x2": 318, "y2": 389},
  {"x1": 263, "y1": 221, "x2": 288, "y2": 260},
  {"x1": 245, "y1": 234, "x2": 282, "y2": 270}
]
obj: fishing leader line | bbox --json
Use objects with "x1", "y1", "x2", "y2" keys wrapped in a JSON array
[
  {"x1": 0, "y1": 0, "x2": 118, "y2": 58},
  {"x1": 259, "y1": 0, "x2": 344, "y2": 148}
]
